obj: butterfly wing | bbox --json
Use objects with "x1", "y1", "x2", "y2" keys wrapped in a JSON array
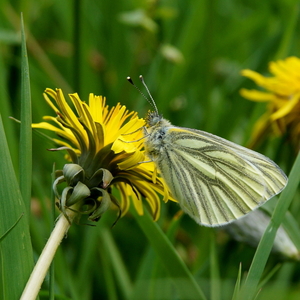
[{"x1": 153, "y1": 126, "x2": 287, "y2": 227}]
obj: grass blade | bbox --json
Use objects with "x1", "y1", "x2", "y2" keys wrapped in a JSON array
[
  {"x1": 0, "y1": 213, "x2": 24, "y2": 242},
  {"x1": 131, "y1": 206, "x2": 207, "y2": 300},
  {"x1": 232, "y1": 263, "x2": 242, "y2": 300},
  {"x1": 98, "y1": 227, "x2": 133, "y2": 300},
  {"x1": 274, "y1": 4, "x2": 299, "y2": 59},
  {"x1": 240, "y1": 151, "x2": 300, "y2": 299},
  {"x1": 210, "y1": 233, "x2": 221, "y2": 300},
  {"x1": 282, "y1": 211, "x2": 300, "y2": 252},
  {"x1": 0, "y1": 115, "x2": 33, "y2": 299},
  {"x1": 19, "y1": 13, "x2": 32, "y2": 214}
]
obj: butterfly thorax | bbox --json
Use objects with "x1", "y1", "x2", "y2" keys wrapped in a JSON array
[{"x1": 144, "y1": 111, "x2": 173, "y2": 160}]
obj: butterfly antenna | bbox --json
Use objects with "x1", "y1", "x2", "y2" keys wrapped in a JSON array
[
  {"x1": 127, "y1": 76, "x2": 159, "y2": 115},
  {"x1": 139, "y1": 75, "x2": 159, "y2": 115}
]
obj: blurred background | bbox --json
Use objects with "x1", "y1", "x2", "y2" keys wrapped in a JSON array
[{"x1": 1, "y1": 0, "x2": 299, "y2": 299}]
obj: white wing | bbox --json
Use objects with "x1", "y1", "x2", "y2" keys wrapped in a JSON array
[{"x1": 154, "y1": 126, "x2": 287, "y2": 227}]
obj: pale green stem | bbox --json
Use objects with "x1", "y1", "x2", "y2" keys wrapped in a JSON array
[{"x1": 20, "y1": 210, "x2": 78, "y2": 300}]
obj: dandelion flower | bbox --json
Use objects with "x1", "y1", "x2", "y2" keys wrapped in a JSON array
[
  {"x1": 240, "y1": 56, "x2": 300, "y2": 149},
  {"x1": 33, "y1": 88, "x2": 171, "y2": 223}
]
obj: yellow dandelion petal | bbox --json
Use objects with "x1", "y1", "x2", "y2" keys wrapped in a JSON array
[
  {"x1": 70, "y1": 94, "x2": 94, "y2": 129},
  {"x1": 70, "y1": 94, "x2": 99, "y2": 138},
  {"x1": 270, "y1": 57, "x2": 300, "y2": 86},
  {"x1": 43, "y1": 92, "x2": 59, "y2": 113},
  {"x1": 125, "y1": 152, "x2": 145, "y2": 168},
  {"x1": 51, "y1": 89, "x2": 86, "y2": 136},
  {"x1": 52, "y1": 138, "x2": 79, "y2": 152},
  {"x1": 112, "y1": 139, "x2": 132, "y2": 154},
  {"x1": 32, "y1": 121, "x2": 79, "y2": 148},
  {"x1": 122, "y1": 183, "x2": 144, "y2": 216},
  {"x1": 32, "y1": 121, "x2": 61, "y2": 132},
  {"x1": 270, "y1": 93, "x2": 300, "y2": 121},
  {"x1": 117, "y1": 182, "x2": 131, "y2": 217},
  {"x1": 89, "y1": 94, "x2": 105, "y2": 123},
  {"x1": 269, "y1": 60, "x2": 292, "y2": 81},
  {"x1": 247, "y1": 113, "x2": 272, "y2": 149},
  {"x1": 105, "y1": 105, "x2": 130, "y2": 144},
  {"x1": 116, "y1": 151, "x2": 145, "y2": 170},
  {"x1": 133, "y1": 180, "x2": 161, "y2": 221},
  {"x1": 131, "y1": 193, "x2": 144, "y2": 216},
  {"x1": 239, "y1": 89, "x2": 276, "y2": 102},
  {"x1": 118, "y1": 117, "x2": 145, "y2": 136},
  {"x1": 241, "y1": 69, "x2": 267, "y2": 86},
  {"x1": 154, "y1": 178, "x2": 172, "y2": 203}
]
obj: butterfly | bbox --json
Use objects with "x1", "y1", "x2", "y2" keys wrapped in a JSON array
[{"x1": 127, "y1": 76, "x2": 288, "y2": 227}]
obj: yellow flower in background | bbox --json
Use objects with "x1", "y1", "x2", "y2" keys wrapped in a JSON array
[
  {"x1": 240, "y1": 56, "x2": 300, "y2": 149},
  {"x1": 33, "y1": 88, "x2": 171, "y2": 222}
]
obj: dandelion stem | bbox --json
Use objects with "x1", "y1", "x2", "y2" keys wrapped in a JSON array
[{"x1": 20, "y1": 210, "x2": 78, "y2": 300}]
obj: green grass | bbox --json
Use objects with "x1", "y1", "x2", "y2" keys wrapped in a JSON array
[{"x1": 0, "y1": 0, "x2": 300, "y2": 299}]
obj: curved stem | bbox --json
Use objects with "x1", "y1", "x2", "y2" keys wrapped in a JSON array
[{"x1": 20, "y1": 210, "x2": 78, "y2": 300}]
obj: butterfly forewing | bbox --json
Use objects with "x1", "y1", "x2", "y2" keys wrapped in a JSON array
[{"x1": 146, "y1": 124, "x2": 287, "y2": 227}]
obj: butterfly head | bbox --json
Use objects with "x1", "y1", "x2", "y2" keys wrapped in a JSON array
[{"x1": 146, "y1": 111, "x2": 163, "y2": 127}]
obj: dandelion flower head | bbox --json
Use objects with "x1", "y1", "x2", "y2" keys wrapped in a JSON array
[
  {"x1": 33, "y1": 88, "x2": 171, "y2": 222},
  {"x1": 240, "y1": 56, "x2": 300, "y2": 149}
]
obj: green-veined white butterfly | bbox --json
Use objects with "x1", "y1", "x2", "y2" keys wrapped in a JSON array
[{"x1": 127, "y1": 76, "x2": 288, "y2": 227}]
